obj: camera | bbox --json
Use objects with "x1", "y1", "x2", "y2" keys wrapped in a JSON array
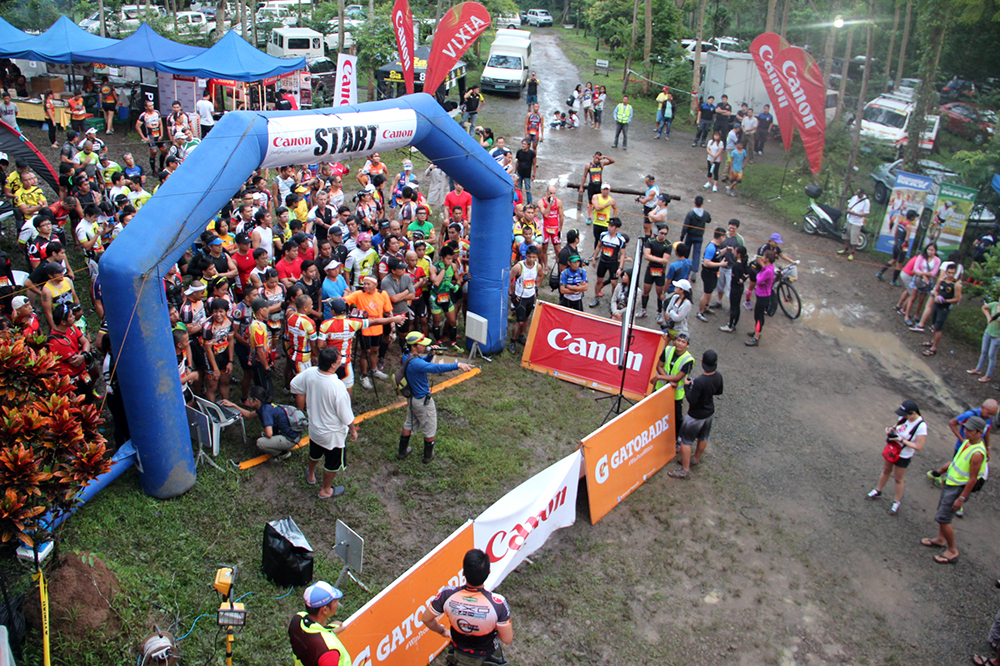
[{"x1": 81, "y1": 350, "x2": 96, "y2": 368}]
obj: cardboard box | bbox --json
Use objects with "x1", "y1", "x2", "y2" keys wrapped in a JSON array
[{"x1": 29, "y1": 76, "x2": 64, "y2": 95}]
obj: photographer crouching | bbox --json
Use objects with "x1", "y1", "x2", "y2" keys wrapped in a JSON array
[{"x1": 47, "y1": 303, "x2": 101, "y2": 402}]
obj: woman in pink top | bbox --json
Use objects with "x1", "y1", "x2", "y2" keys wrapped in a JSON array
[
  {"x1": 746, "y1": 250, "x2": 775, "y2": 347},
  {"x1": 900, "y1": 243, "x2": 940, "y2": 327},
  {"x1": 894, "y1": 253, "x2": 922, "y2": 316}
]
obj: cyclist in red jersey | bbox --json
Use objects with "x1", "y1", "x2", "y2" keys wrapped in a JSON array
[{"x1": 422, "y1": 549, "x2": 513, "y2": 666}]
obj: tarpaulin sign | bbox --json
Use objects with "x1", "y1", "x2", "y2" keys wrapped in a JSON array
[
  {"x1": 874, "y1": 170, "x2": 934, "y2": 254},
  {"x1": 340, "y1": 521, "x2": 474, "y2": 666},
  {"x1": 580, "y1": 386, "x2": 675, "y2": 524},
  {"x1": 473, "y1": 451, "x2": 582, "y2": 589},
  {"x1": 930, "y1": 182, "x2": 979, "y2": 254},
  {"x1": 520, "y1": 301, "x2": 665, "y2": 401}
]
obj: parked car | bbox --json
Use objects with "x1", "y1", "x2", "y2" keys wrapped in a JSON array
[
  {"x1": 861, "y1": 93, "x2": 940, "y2": 150},
  {"x1": 494, "y1": 14, "x2": 521, "y2": 29},
  {"x1": 681, "y1": 39, "x2": 716, "y2": 62},
  {"x1": 525, "y1": 9, "x2": 553, "y2": 26},
  {"x1": 171, "y1": 11, "x2": 217, "y2": 39},
  {"x1": 711, "y1": 36, "x2": 740, "y2": 52},
  {"x1": 869, "y1": 158, "x2": 997, "y2": 228},
  {"x1": 81, "y1": 5, "x2": 165, "y2": 35},
  {"x1": 939, "y1": 102, "x2": 996, "y2": 143}
]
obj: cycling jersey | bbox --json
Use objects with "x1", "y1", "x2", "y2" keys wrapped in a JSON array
[
  {"x1": 319, "y1": 316, "x2": 367, "y2": 363},
  {"x1": 139, "y1": 110, "x2": 164, "y2": 140},
  {"x1": 431, "y1": 262, "x2": 458, "y2": 307},
  {"x1": 286, "y1": 312, "x2": 317, "y2": 363},
  {"x1": 43, "y1": 278, "x2": 74, "y2": 310},
  {"x1": 526, "y1": 113, "x2": 541, "y2": 134},
  {"x1": 248, "y1": 319, "x2": 272, "y2": 365},
  {"x1": 592, "y1": 194, "x2": 613, "y2": 228},
  {"x1": 346, "y1": 247, "x2": 378, "y2": 287},
  {"x1": 203, "y1": 318, "x2": 233, "y2": 355},
  {"x1": 180, "y1": 299, "x2": 208, "y2": 331},
  {"x1": 645, "y1": 239, "x2": 669, "y2": 277},
  {"x1": 597, "y1": 231, "x2": 627, "y2": 264},
  {"x1": 429, "y1": 585, "x2": 510, "y2": 658},
  {"x1": 587, "y1": 164, "x2": 603, "y2": 185},
  {"x1": 514, "y1": 261, "x2": 538, "y2": 298}
]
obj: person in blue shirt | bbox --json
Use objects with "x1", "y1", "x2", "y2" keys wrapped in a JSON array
[
  {"x1": 320, "y1": 260, "x2": 348, "y2": 320},
  {"x1": 696, "y1": 228, "x2": 727, "y2": 321},
  {"x1": 726, "y1": 141, "x2": 748, "y2": 197},
  {"x1": 397, "y1": 331, "x2": 473, "y2": 464},
  {"x1": 665, "y1": 243, "x2": 692, "y2": 294},
  {"x1": 222, "y1": 385, "x2": 298, "y2": 460},
  {"x1": 558, "y1": 254, "x2": 588, "y2": 311},
  {"x1": 948, "y1": 400, "x2": 996, "y2": 452}
]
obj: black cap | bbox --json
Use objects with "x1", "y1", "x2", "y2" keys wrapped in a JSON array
[
  {"x1": 702, "y1": 349, "x2": 718, "y2": 372},
  {"x1": 235, "y1": 232, "x2": 251, "y2": 245},
  {"x1": 292, "y1": 232, "x2": 309, "y2": 244},
  {"x1": 387, "y1": 256, "x2": 404, "y2": 271},
  {"x1": 895, "y1": 400, "x2": 920, "y2": 416},
  {"x1": 251, "y1": 297, "x2": 268, "y2": 312},
  {"x1": 331, "y1": 298, "x2": 348, "y2": 315},
  {"x1": 329, "y1": 226, "x2": 343, "y2": 236}
]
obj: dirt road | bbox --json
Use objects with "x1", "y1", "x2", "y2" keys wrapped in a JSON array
[{"x1": 477, "y1": 32, "x2": 1000, "y2": 666}]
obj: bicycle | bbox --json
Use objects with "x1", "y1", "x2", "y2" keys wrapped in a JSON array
[{"x1": 766, "y1": 262, "x2": 802, "y2": 320}]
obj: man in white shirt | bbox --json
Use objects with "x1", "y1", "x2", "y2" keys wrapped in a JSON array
[
  {"x1": 290, "y1": 347, "x2": 357, "y2": 499},
  {"x1": 741, "y1": 109, "x2": 758, "y2": 163},
  {"x1": 490, "y1": 137, "x2": 510, "y2": 164},
  {"x1": 838, "y1": 187, "x2": 871, "y2": 261},
  {"x1": 196, "y1": 88, "x2": 215, "y2": 138}
]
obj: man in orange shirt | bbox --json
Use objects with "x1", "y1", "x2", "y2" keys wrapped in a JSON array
[
  {"x1": 318, "y1": 298, "x2": 403, "y2": 395},
  {"x1": 344, "y1": 276, "x2": 393, "y2": 390},
  {"x1": 285, "y1": 294, "x2": 318, "y2": 377}
]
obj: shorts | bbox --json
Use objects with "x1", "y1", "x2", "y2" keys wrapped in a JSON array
[
  {"x1": 560, "y1": 297, "x2": 583, "y2": 311},
  {"x1": 101, "y1": 102, "x2": 116, "y2": 112},
  {"x1": 290, "y1": 356, "x2": 311, "y2": 375},
  {"x1": 644, "y1": 267, "x2": 666, "y2": 286},
  {"x1": 716, "y1": 267, "x2": 732, "y2": 295},
  {"x1": 731, "y1": 169, "x2": 743, "y2": 183},
  {"x1": 309, "y1": 440, "x2": 346, "y2": 473},
  {"x1": 701, "y1": 269, "x2": 718, "y2": 294},
  {"x1": 431, "y1": 295, "x2": 455, "y2": 315},
  {"x1": 596, "y1": 261, "x2": 617, "y2": 279},
  {"x1": 213, "y1": 351, "x2": 232, "y2": 373},
  {"x1": 189, "y1": 342, "x2": 208, "y2": 370},
  {"x1": 336, "y1": 361, "x2": 355, "y2": 388},
  {"x1": 893, "y1": 456, "x2": 912, "y2": 468},
  {"x1": 145, "y1": 138, "x2": 167, "y2": 150},
  {"x1": 404, "y1": 396, "x2": 438, "y2": 439},
  {"x1": 892, "y1": 243, "x2": 907, "y2": 264},
  {"x1": 847, "y1": 223, "x2": 862, "y2": 246},
  {"x1": 679, "y1": 414, "x2": 713, "y2": 446},
  {"x1": 543, "y1": 229, "x2": 561, "y2": 244},
  {"x1": 358, "y1": 334, "x2": 378, "y2": 350},
  {"x1": 587, "y1": 183, "x2": 602, "y2": 201},
  {"x1": 934, "y1": 483, "x2": 965, "y2": 524},
  {"x1": 234, "y1": 342, "x2": 251, "y2": 370},
  {"x1": 902, "y1": 272, "x2": 916, "y2": 291},
  {"x1": 931, "y1": 303, "x2": 951, "y2": 332},
  {"x1": 411, "y1": 296, "x2": 427, "y2": 320},
  {"x1": 515, "y1": 295, "x2": 536, "y2": 322}
]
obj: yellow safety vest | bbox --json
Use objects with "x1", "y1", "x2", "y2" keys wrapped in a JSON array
[
  {"x1": 656, "y1": 347, "x2": 693, "y2": 398},
  {"x1": 944, "y1": 439, "x2": 987, "y2": 487},
  {"x1": 292, "y1": 612, "x2": 352, "y2": 666},
  {"x1": 614, "y1": 103, "x2": 632, "y2": 124}
]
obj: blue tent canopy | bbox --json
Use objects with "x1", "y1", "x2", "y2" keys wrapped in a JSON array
[
  {"x1": 75, "y1": 23, "x2": 206, "y2": 69},
  {"x1": 0, "y1": 15, "x2": 118, "y2": 64},
  {"x1": 0, "y1": 17, "x2": 31, "y2": 46},
  {"x1": 158, "y1": 30, "x2": 304, "y2": 82}
]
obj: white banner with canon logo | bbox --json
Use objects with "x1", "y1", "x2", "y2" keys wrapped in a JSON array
[
  {"x1": 262, "y1": 108, "x2": 418, "y2": 169},
  {"x1": 473, "y1": 450, "x2": 581, "y2": 590},
  {"x1": 335, "y1": 53, "x2": 358, "y2": 106}
]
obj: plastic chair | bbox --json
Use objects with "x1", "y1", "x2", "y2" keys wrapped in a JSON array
[{"x1": 191, "y1": 395, "x2": 246, "y2": 456}]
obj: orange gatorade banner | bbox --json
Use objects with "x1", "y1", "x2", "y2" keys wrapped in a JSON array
[
  {"x1": 340, "y1": 521, "x2": 475, "y2": 666},
  {"x1": 580, "y1": 386, "x2": 676, "y2": 524}
]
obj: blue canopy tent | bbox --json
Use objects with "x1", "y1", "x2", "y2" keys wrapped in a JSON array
[
  {"x1": 0, "y1": 15, "x2": 118, "y2": 64},
  {"x1": 0, "y1": 16, "x2": 31, "y2": 47},
  {"x1": 158, "y1": 30, "x2": 304, "y2": 81},
  {"x1": 75, "y1": 23, "x2": 206, "y2": 69}
]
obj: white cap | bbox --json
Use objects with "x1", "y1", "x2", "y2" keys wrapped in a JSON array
[
  {"x1": 672, "y1": 279, "x2": 692, "y2": 291},
  {"x1": 0, "y1": 152, "x2": 9, "y2": 162},
  {"x1": 324, "y1": 260, "x2": 342, "y2": 271},
  {"x1": 601, "y1": 182, "x2": 611, "y2": 190},
  {"x1": 11, "y1": 295, "x2": 29, "y2": 310}
]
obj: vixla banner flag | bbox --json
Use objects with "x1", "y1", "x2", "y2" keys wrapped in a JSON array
[
  {"x1": 391, "y1": 0, "x2": 415, "y2": 95},
  {"x1": 750, "y1": 32, "x2": 827, "y2": 174},
  {"x1": 424, "y1": 2, "x2": 490, "y2": 95}
]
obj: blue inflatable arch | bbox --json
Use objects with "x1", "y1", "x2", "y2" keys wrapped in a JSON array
[{"x1": 101, "y1": 93, "x2": 513, "y2": 499}]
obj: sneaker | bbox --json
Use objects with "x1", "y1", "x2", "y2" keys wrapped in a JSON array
[
  {"x1": 876, "y1": 272, "x2": 885, "y2": 281},
  {"x1": 516, "y1": 335, "x2": 526, "y2": 344},
  {"x1": 507, "y1": 340, "x2": 517, "y2": 354},
  {"x1": 926, "y1": 470, "x2": 942, "y2": 487},
  {"x1": 956, "y1": 506, "x2": 964, "y2": 518},
  {"x1": 694, "y1": 312, "x2": 706, "y2": 322},
  {"x1": 889, "y1": 501, "x2": 901, "y2": 515},
  {"x1": 451, "y1": 343, "x2": 467, "y2": 354},
  {"x1": 692, "y1": 142, "x2": 698, "y2": 147},
  {"x1": 273, "y1": 450, "x2": 292, "y2": 462},
  {"x1": 373, "y1": 370, "x2": 389, "y2": 380},
  {"x1": 703, "y1": 307, "x2": 715, "y2": 315},
  {"x1": 360, "y1": 376, "x2": 373, "y2": 389},
  {"x1": 586, "y1": 218, "x2": 592, "y2": 225},
  {"x1": 743, "y1": 300, "x2": 752, "y2": 310},
  {"x1": 847, "y1": 254, "x2": 854, "y2": 261},
  {"x1": 637, "y1": 308, "x2": 647, "y2": 318},
  {"x1": 703, "y1": 182, "x2": 711, "y2": 189},
  {"x1": 904, "y1": 318, "x2": 914, "y2": 327},
  {"x1": 655, "y1": 313, "x2": 664, "y2": 325},
  {"x1": 667, "y1": 469, "x2": 690, "y2": 479},
  {"x1": 747, "y1": 330, "x2": 756, "y2": 337},
  {"x1": 866, "y1": 489, "x2": 882, "y2": 500},
  {"x1": 719, "y1": 325, "x2": 734, "y2": 332},
  {"x1": 890, "y1": 280, "x2": 902, "y2": 287},
  {"x1": 712, "y1": 186, "x2": 718, "y2": 192},
  {"x1": 589, "y1": 297, "x2": 600, "y2": 308},
  {"x1": 708, "y1": 302, "x2": 723, "y2": 309},
  {"x1": 909, "y1": 325, "x2": 925, "y2": 332},
  {"x1": 745, "y1": 338, "x2": 759, "y2": 346},
  {"x1": 836, "y1": 249, "x2": 848, "y2": 255}
]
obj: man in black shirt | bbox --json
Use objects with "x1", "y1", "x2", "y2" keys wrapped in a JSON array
[
  {"x1": 514, "y1": 139, "x2": 536, "y2": 204},
  {"x1": 693, "y1": 96, "x2": 715, "y2": 147},
  {"x1": 558, "y1": 228, "x2": 580, "y2": 274},
  {"x1": 526, "y1": 71, "x2": 539, "y2": 108},
  {"x1": 713, "y1": 94, "x2": 732, "y2": 135},
  {"x1": 462, "y1": 85, "x2": 484, "y2": 134},
  {"x1": 669, "y1": 349, "x2": 723, "y2": 479},
  {"x1": 680, "y1": 196, "x2": 710, "y2": 280}
]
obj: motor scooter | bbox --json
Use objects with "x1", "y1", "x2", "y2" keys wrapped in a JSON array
[{"x1": 801, "y1": 184, "x2": 869, "y2": 251}]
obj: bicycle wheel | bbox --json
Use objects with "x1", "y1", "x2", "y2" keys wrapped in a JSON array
[
  {"x1": 766, "y1": 292, "x2": 778, "y2": 317},
  {"x1": 777, "y1": 281, "x2": 801, "y2": 320}
]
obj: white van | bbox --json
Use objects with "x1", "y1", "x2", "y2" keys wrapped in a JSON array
[
  {"x1": 861, "y1": 93, "x2": 940, "y2": 150},
  {"x1": 480, "y1": 30, "x2": 531, "y2": 94},
  {"x1": 267, "y1": 27, "x2": 325, "y2": 59}
]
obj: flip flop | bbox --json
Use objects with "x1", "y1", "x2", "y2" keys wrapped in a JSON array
[
  {"x1": 934, "y1": 554, "x2": 959, "y2": 564},
  {"x1": 980, "y1": 377, "x2": 992, "y2": 383},
  {"x1": 305, "y1": 467, "x2": 317, "y2": 485},
  {"x1": 920, "y1": 538, "x2": 945, "y2": 548},
  {"x1": 972, "y1": 655, "x2": 998, "y2": 666},
  {"x1": 920, "y1": 341, "x2": 934, "y2": 347},
  {"x1": 318, "y1": 486, "x2": 345, "y2": 500},
  {"x1": 968, "y1": 369, "x2": 983, "y2": 375},
  {"x1": 923, "y1": 349, "x2": 937, "y2": 356}
]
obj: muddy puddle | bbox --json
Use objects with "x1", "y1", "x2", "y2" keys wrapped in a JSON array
[{"x1": 800, "y1": 299, "x2": 964, "y2": 413}]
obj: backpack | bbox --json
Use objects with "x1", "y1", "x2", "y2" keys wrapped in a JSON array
[
  {"x1": 278, "y1": 404, "x2": 308, "y2": 433},
  {"x1": 393, "y1": 355, "x2": 416, "y2": 398}
]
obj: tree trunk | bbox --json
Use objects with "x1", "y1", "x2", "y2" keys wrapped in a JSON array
[
  {"x1": 643, "y1": 0, "x2": 652, "y2": 62},
  {"x1": 821, "y1": 23, "x2": 835, "y2": 91},
  {"x1": 896, "y1": 0, "x2": 912, "y2": 89},
  {"x1": 883, "y1": 0, "x2": 899, "y2": 90},
  {"x1": 903, "y1": 0, "x2": 946, "y2": 172},
  {"x1": 834, "y1": 26, "x2": 853, "y2": 123},
  {"x1": 691, "y1": 0, "x2": 707, "y2": 115},
  {"x1": 215, "y1": 0, "x2": 226, "y2": 42},
  {"x1": 98, "y1": 0, "x2": 106, "y2": 37},
  {"x1": 623, "y1": 0, "x2": 640, "y2": 95},
  {"x1": 839, "y1": 0, "x2": 876, "y2": 210},
  {"x1": 338, "y1": 0, "x2": 345, "y2": 52},
  {"x1": 251, "y1": 2, "x2": 257, "y2": 46},
  {"x1": 562, "y1": 0, "x2": 571, "y2": 24},
  {"x1": 239, "y1": 0, "x2": 245, "y2": 42},
  {"x1": 765, "y1": 0, "x2": 777, "y2": 33},
  {"x1": 779, "y1": 0, "x2": 791, "y2": 40}
]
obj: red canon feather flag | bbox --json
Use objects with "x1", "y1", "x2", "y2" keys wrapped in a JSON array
[
  {"x1": 750, "y1": 32, "x2": 827, "y2": 174},
  {"x1": 424, "y1": 2, "x2": 491, "y2": 96},
  {"x1": 391, "y1": 0, "x2": 416, "y2": 95}
]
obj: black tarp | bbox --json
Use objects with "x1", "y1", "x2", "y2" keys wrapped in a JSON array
[{"x1": 0, "y1": 120, "x2": 59, "y2": 193}]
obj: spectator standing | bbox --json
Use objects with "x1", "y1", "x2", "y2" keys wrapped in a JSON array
[
  {"x1": 67, "y1": 90, "x2": 86, "y2": 134},
  {"x1": 593, "y1": 85, "x2": 607, "y2": 130},
  {"x1": 396, "y1": 331, "x2": 473, "y2": 463},
  {"x1": 921, "y1": 415, "x2": 987, "y2": 565},
  {"x1": 655, "y1": 87, "x2": 673, "y2": 139},
  {"x1": 969, "y1": 301, "x2": 1000, "y2": 383},
  {"x1": 662, "y1": 279, "x2": 693, "y2": 338},
  {"x1": 581, "y1": 82, "x2": 594, "y2": 125},
  {"x1": 288, "y1": 582, "x2": 351, "y2": 666},
  {"x1": 291, "y1": 348, "x2": 357, "y2": 499},
  {"x1": 0, "y1": 91, "x2": 19, "y2": 132},
  {"x1": 919, "y1": 263, "x2": 962, "y2": 357},
  {"x1": 704, "y1": 132, "x2": 724, "y2": 192},
  {"x1": 755, "y1": 104, "x2": 773, "y2": 154},
  {"x1": 726, "y1": 141, "x2": 748, "y2": 197},
  {"x1": 559, "y1": 253, "x2": 588, "y2": 311},
  {"x1": 745, "y1": 250, "x2": 775, "y2": 347},
  {"x1": 514, "y1": 139, "x2": 536, "y2": 205},
  {"x1": 719, "y1": 245, "x2": 749, "y2": 333},
  {"x1": 611, "y1": 95, "x2": 633, "y2": 150},
  {"x1": 99, "y1": 76, "x2": 117, "y2": 134},
  {"x1": 196, "y1": 88, "x2": 215, "y2": 138},
  {"x1": 878, "y1": 209, "x2": 917, "y2": 285},
  {"x1": 692, "y1": 95, "x2": 715, "y2": 147},
  {"x1": 713, "y1": 94, "x2": 732, "y2": 135},
  {"x1": 461, "y1": 85, "x2": 484, "y2": 134},
  {"x1": 652, "y1": 331, "x2": 694, "y2": 443},
  {"x1": 740, "y1": 108, "x2": 758, "y2": 162},
  {"x1": 837, "y1": 188, "x2": 870, "y2": 261},
  {"x1": 525, "y1": 71, "x2": 539, "y2": 108},
  {"x1": 669, "y1": 349, "x2": 723, "y2": 479},
  {"x1": 680, "y1": 196, "x2": 710, "y2": 277},
  {"x1": 865, "y1": 400, "x2": 927, "y2": 515}
]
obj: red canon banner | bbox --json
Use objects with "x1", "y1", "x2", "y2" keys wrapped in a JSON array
[
  {"x1": 520, "y1": 301, "x2": 665, "y2": 401},
  {"x1": 750, "y1": 33, "x2": 795, "y2": 151},
  {"x1": 391, "y1": 0, "x2": 416, "y2": 95},
  {"x1": 750, "y1": 33, "x2": 827, "y2": 174},
  {"x1": 424, "y1": 2, "x2": 491, "y2": 95}
]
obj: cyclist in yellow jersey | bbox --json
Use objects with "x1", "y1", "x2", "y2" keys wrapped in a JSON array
[
  {"x1": 40, "y1": 262, "x2": 79, "y2": 331},
  {"x1": 589, "y1": 182, "x2": 618, "y2": 248}
]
